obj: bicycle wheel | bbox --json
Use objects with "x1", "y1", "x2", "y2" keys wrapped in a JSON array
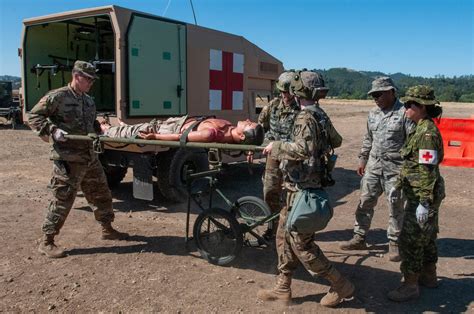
[
  {"x1": 193, "y1": 208, "x2": 243, "y2": 266},
  {"x1": 235, "y1": 196, "x2": 275, "y2": 247}
]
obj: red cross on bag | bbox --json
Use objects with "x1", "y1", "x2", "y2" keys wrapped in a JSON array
[
  {"x1": 419, "y1": 149, "x2": 438, "y2": 164},
  {"x1": 209, "y1": 49, "x2": 244, "y2": 110}
]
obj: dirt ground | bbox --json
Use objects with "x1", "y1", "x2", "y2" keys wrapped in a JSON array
[{"x1": 1, "y1": 100, "x2": 473, "y2": 312}]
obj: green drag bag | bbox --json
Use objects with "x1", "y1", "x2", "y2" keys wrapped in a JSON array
[{"x1": 286, "y1": 188, "x2": 333, "y2": 234}]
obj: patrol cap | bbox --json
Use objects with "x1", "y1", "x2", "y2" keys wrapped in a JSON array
[
  {"x1": 401, "y1": 85, "x2": 440, "y2": 106},
  {"x1": 73, "y1": 60, "x2": 99, "y2": 79},
  {"x1": 275, "y1": 71, "x2": 295, "y2": 92},
  {"x1": 368, "y1": 76, "x2": 396, "y2": 95},
  {"x1": 290, "y1": 70, "x2": 329, "y2": 100}
]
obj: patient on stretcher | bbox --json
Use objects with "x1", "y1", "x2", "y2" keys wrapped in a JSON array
[{"x1": 100, "y1": 116, "x2": 264, "y2": 145}]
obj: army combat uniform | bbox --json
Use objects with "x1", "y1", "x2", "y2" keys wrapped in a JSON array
[
  {"x1": 258, "y1": 97, "x2": 300, "y2": 213},
  {"x1": 353, "y1": 99, "x2": 413, "y2": 242},
  {"x1": 104, "y1": 116, "x2": 188, "y2": 138},
  {"x1": 398, "y1": 118, "x2": 445, "y2": 276},
  {"x1": 28, "y1": 84, "x2": 115, "y2": 235}
]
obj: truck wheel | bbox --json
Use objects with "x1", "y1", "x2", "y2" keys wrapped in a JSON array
[{"x1": 156, "y1": 148, "x2": 209, "y2": 202}]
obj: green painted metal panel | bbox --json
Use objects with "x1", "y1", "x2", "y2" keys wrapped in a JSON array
[{"x1": 128, "y1": 16, "x2": 186, "y2": 116}]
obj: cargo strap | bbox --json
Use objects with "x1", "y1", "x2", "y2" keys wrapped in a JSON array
[{"x1": 179, "y1": 116, "x2": 214, "y2": 148}]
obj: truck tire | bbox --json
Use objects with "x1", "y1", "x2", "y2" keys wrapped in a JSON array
[{"x1": 156, "y1": 148, "x2": 209, "y2": 202}]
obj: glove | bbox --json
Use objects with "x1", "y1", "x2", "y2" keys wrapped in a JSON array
[
  {"x1": 52, "y1": 128, "x2": 68, "y2": 142},
  {"x1": 416, "y1": 203, "x2": 429, "y2": 226},
  {"x1": 388, "y1": 187, "x2": 400, "y2": 204}
]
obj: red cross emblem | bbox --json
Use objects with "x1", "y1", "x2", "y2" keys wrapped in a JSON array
[
  {"x1": 419, "y1": 149, "x2": 437, "y2": 164},
  {"x1": 209, "y1": 49, "x2": 244, "y2": 110},
  {"x1": 422, "y1": 151, "x2": 433, "y2": 161}
]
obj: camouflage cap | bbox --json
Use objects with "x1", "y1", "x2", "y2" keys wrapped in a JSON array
[
  {"x1": 275, "y1": 71, "x2": 295, "y2": 92},
  {"x1": 401, "y1": 85, "x2": 439, "y2": 106},
  {"x1": 367, "y1": 76, "x2": 396, "y2": 95},
  {"x1": 73, "y1": 60, "x2": 99, "y2": 79},
  {"x1": 290, "y1": 70, "x2": 329, "y2": 100}
]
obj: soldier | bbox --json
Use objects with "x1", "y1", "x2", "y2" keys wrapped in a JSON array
[
  {"x1": 257, "y1": 71, "x2": 352, "y2": 308},
  {"x1": 28, "y1": 61, "x2": 128, "y2": 259},
  {"x1": 258, "y1": 71, "x2": 300, "y2": 215},
  {"x1": 340, "y1": 77, "x2": 413, "y2": 262},
  {"x1": 387, "y1": 85, "x2": 445, "y2": 302}
]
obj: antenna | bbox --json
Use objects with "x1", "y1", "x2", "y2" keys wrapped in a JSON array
[
  {"x1": 189, "y1": 0, "x2": 198, "y2": 25},
  {"x1": 162, "y1": 0, "x2": 172, "y2": 16}
]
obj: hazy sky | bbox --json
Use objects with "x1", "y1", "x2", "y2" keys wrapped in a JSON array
[{"x1": 1, "y1": 0, "x2": 473, "y2": 77}]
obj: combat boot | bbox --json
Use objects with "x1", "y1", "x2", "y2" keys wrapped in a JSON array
[
  {"x1": 320, "y1": 267, "x2": 355, "y2": 307},
  {"x1": 257, "y1": 273, "x2": 292, "y2": 305},
  {"x1": 38, "y1": 234, "x2": 66, "y2": 258},
  {"x1": 387, "y1": 273, "x2": 420, "y2": 302},
  {"x1": 339, "y1": 234, "x2": 367, "y2": 250},
  {"x1": 101, "y1": 222, "x2": 129, "y2": 240},
  {"x1": 388, "y1": 241, "x2": 401, "y2": 262},
  {"x1": 419, "y1": 263, "x2": 438, "y2": 288}
]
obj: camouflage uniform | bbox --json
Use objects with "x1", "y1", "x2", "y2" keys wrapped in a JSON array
[
  {"x1": 104, "y1": 116, "x2": 188, "y2": 138},
  {"x1": 387, "y1": 85, "x2": 444, "y2": 302},
  {"x1": 398, "y1": 117, "x2": 445, "y2": 276},
  {"x1": 354, "y1": 99, "x2": 413, "y2": 242},
  {"x1": 258, "y1": 97, "x2": 300, "y2": 213},
  {"x1": 272, "y1": 107, "x2": 334, "y2": 277},
  {"x1": 28, "y1": 83, "x2": 114, "y2": 235}
]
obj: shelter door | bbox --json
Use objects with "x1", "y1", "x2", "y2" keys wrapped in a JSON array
[{"x1": 127, "y1": 15, "x2": 186, "y2": 116}]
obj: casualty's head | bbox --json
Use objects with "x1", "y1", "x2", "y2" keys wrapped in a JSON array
[
  {"x1": 401, "y1": 85, "x2": 442, "y2": 122},
  {"x1": 290, "y1": 70, "x2": 329, "y2": 103},
  {"x1": 275, "y1": 71, "x2": 295, "y2": 105},
  {"x1": 71, "y1": 60, "x2": 99, "y2": 93},
  {"x1": 368, "y1": 76, "x2": 397, "y2": 110},
  {"x1": 233, "y1": 119, "x2": 264, "y2": 145}
]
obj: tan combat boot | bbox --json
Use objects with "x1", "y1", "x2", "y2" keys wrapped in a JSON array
[
  {"x1": 339, "y1": 234, "x2": 367, "y2": 250},
  {"x1": 387, "y1": 273, "x2": 420, "y2": 302},
  {"x1": 388, "y1": 241, "x2": 401, "y2": 262},
  {"x1": 257, "y1": 273, "x2": 292, "y2": 305},
  {"x1": 38, "y1": 234, "x2": 66, "y2": 258},
  {"x1": 419, "y1": 263, "x2": 438, "y2": 288},
  {"x1": 320, "y1": 268, "x2": 355, "y2": 307},
  {"x1": 101, "y1": 222, "x2": 129, "y2": 240}
]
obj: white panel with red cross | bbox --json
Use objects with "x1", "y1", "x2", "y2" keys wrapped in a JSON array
[
  {"x1": 419, "y1": 149, "x2": 438, "y2": 164},
  {"x1": 209, "y1": 49, "x2": 244, "y2": 110}
]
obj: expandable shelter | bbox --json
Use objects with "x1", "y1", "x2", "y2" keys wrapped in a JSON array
[{"x1": 20, "y1": 5, "x2": 283, "y2": 125}]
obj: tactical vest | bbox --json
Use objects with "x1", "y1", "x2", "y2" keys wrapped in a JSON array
[
  {"x1": 304, "y1": 104, "x2": 342, "y2": 186},
  {"x1": 267, "y1": 100, "x2": 299, "y2": 141}
]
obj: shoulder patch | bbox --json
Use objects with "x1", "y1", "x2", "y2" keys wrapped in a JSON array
[{"x1": 419, "y1": 149, "x2": 438, "y2": 164}]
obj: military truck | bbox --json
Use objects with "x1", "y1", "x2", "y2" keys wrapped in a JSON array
[
  {"x1": 20, "y1": 5, "x2": 283, "y2": 201},
  {"x1": 0, "y1": 81, "x2": 22, "y2": 129}
]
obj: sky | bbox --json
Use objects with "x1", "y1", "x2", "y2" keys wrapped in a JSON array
[{"x1": 0, "y1": 0, "x2": 473, "y2": 78}]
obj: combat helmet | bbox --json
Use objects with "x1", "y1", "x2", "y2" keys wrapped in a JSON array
[
  {"x1": 275, "y1": 71, "x2": 295, "y2": 93},
  {"x1": 290, "y1": 70, "x2": 329, "y2": 100}
]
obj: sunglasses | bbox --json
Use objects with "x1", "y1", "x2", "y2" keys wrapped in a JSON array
[
  {"x1": 80, "y1": 74, "x2": 96, "y2": 83},
  {"x1": 403, "y1": 102, "x2": 420, "y2": 109},
  {"x1": 371, "y1": 92, "x2": 384, "y2": 99}
]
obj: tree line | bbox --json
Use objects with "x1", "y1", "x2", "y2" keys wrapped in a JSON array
[
  {"x1": 314, "y1": 68, "x2": 474, "y2": 103},
  {"x1": 2, "y1": 69, "x2": 474, "y2": 102}
]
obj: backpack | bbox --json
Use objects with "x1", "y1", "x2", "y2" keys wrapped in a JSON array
[{"x1": 304, "y1": 105, "x2": 342, "y2": 187}]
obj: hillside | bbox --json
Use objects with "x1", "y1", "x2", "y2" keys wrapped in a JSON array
[{"x1": 2, "y1": 69, "x2": 474, "y2": 102}]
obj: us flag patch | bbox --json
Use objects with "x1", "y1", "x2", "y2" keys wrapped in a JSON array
[{"x1": 419, "y1": 149, "x2": 438, "y2": 164}]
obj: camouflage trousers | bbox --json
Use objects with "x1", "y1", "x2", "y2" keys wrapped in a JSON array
[
  {"x1": 399, "y1": 204, "x2": 438, "y2": 275},
  {"x1": 276, "y1": 190, "x2": 333, "y2": 278},
  {"x1": 42, "y1": 157, "x2": 114, "y2": 235},
  {"x1": 353, "y1": 169, "x2": 404, "y2": 242},
  {"x1": 399, "y1": 182, "x2": 444, "y2": 275},
  {"x1": 262, "y1": 156, "x2": 283, "y2": 214}
]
